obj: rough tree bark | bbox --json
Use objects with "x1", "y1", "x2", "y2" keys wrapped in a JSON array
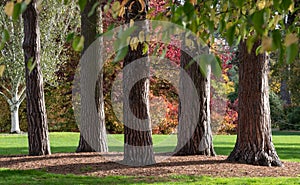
[
  {"x1": 122, "y1": 0, "x2": 155, "y2": 166},
  {"x1": 227, "y1": 41, "x2": 282, "y2": 167},
  {"x1": 175, "y1": 35, "x2": 215, "y2": 156},
  {"x1": 22, "y1": 0, "x2": 51, "y2": 156},
  {"x1": 76, "y1": 0, "x2": 108, "y2": 153}
]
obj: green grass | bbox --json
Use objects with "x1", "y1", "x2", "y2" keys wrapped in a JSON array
[
  {"x1": 0, "y1": 168, "x2": 299, "y2": 185},
  {"x1": 0, "y1": 131, "x2": 299, "y2": 162},
  {"x1": 0, "y1": 132, "x2": 299, "y2": 184}
]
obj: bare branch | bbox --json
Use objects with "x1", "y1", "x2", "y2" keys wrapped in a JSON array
[{"x1": 0, "y1": 91, "x2": 12, "y2": 106}]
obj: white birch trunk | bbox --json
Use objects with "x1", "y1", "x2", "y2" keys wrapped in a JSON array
[{"x1": 10, "y1": 103, "x2": 21, "y2": 133}]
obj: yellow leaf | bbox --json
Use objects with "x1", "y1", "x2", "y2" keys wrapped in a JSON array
[
  {"x1": 130, "y1": 37, "x2": 139, "y2": 51},
  {"x1": 189, "y1": 0, "x2": 196, "y2": 5},
  {"x1": 226, "y1": 22, "x2": 233, "y2": 30},
  {"x1": 103, "y1": 5, "x2": 110, "y2": 13},
  {"x1": 257, "y1": 0, "x2": 266, "y2": 10},
  {"x1": 25, "y1": 0, "x2": 31, "y2": 5},
  {"x1": 17, "y1": 0, "x2": 22, "y2": 3},
  {"x1": 112, "y1": 1, "x2": 120, "y2": 12},
  {"x1": 0, "y1": 65, "x2": 5, "y2": 77},
  {"x1": 118, "y1": 7, "x2": 125, "y2": 17},
  {"x1": 262, "y1": 36, "x2": 272, "y2": 51},
  {"x1": 4, "y1": 2, "x2": 14, "y2": 17},
  {"x1": 138, "y1": 31, "x2": 145, "y2": 43},
  {"x1": 288, "y1": 2, "x2": 294, "y2": 12},
  {"x1": 284, "y1": 33, "x2": 298, "y2": 47},
  {"x1": 130, "y1": 19, "x2": 134, "y2": 27}
]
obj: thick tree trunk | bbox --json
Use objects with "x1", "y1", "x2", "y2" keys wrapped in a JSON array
[
  {"x1": 123, "y1": 0, "x2": 155, "y2": 166},
  {"x1": 10, "y1": 103, "x2": 20, "y2": 134},
  {"x1": 175, "y1": 41, "x2": 215, "y2": 156},
  {"x1": 76, "y1": 0, "x2": 108, "y2": 152},
  {"x1": 22, "y1": 0, "x2": 51, "y2": 156},
  {"x1": 227, "y1": 41, "x2": 282, "y2": 167}
]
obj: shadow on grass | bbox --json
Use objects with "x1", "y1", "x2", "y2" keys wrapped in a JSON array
[
  {"x1": 272, "y1": 131, "x2": 300, "y2": 136},
  {"x1": 0, "y1": 168, "x2": 161, "y2": 185}
]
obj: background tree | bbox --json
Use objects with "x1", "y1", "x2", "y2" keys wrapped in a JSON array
[
  {"x1": 174, "y1": 1, "x2": 216, "y2": 156},
  {"x1": 22, "y1": 0, "x2": 51, "y2": 156},
  {"x1": 121, "y1": 0, "x2": 155, "y2": 165},
  {"x1": 76, "y1": 0, "x2": 108, "y2": 153},
  {"x1": 0, "y1": 8, "x2": 25, "y2": 133},
  {"x1": 0, "y1": 0, "x2": 79, "y2": 134}
]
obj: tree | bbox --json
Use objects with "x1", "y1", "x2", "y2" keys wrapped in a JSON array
[
  {"x1": 76, "y1": 0, "x2": 108, "y2": 153},
  {"x1": 22, "y1": 0, "x2": 51, "y2": 155},
  {"x1": 122, "y1": 0, "x2": 156, "y2": 165},
  {"x1": 163, "y1": 0, "x2": 298, "y2": 166},
  {"x1": 0, "y1": 8, "x2": 25, "y2": 133},
  {"x1": 227, "y1": 41, "x2": 282, "y2": 166},
  {"x1": 0, "y1": 0, "x2": 79, "y2": 134},
  {"x1": 175, "y1": 35, "x2": 216, "y2": 156}
]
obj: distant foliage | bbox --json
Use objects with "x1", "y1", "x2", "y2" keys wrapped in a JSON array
[
  {"x1": 287, "y1": 107, "x2": 300, "y2": 130},
  {"x1": 269, "y1": 91, "x2": 285, "y2": 128}
]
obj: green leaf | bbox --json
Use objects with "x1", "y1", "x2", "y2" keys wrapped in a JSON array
[
  {"x1": 226, "y1": 24, "x2": 236, "y2": 46},
  {"x1": 280, "y1": 0, "x2": 292, "y2": 11},
  {"x1": 252, "y1": 10, "x2": 264, "y2": 35},
  {"x1": 27, "y1": 58, "x2": 36, "y2": 73},
  {"x1": 271, "y1": 30, "x2": 281, "y2": 49},
  {"x1": 211, "y1": 55, "x2": 222, "y2": 78},
  {"x1": 286, "y1": 43, "x2": 298, "y2": 64},
  {"x1": 114, "y1": 26, "x2": 136, "y2": 51},
  {"x1": 113, "y1": 47, "x2": 128, "y2": 63},
  {"x1": 21, "y1": 2, "x2": 27, "y2": 14},
  {"x1": 12, "y1": 3, "x2": 22, "y2": 21},
  {"x1": 256, "y1": 45, "x2": 262, "y2": 55},
  {"x1": 88, "y1": 2, "x2": 100, "y2": 17},
  {"x1": 198, "y1": 54, "x2": 216, "y2": 78},
  {"x1": 183, "y1": 2, "x2": 195, "y2": 20},
  {"x1": 78, "y1": 0, "x2": 87, "y2": 12},
  {"x1": 0, "y1": 29, "x2": 10, "y2": 50},
  {"x1": 246, "y1": 35, "x2": 256, "y2": 54},
  {"x1": 2, "y1": 29, "x2": 10, "y2": 43},
  {"x1": 142, "y1": 43, "x2": 149, "y2": 55},
  {"x1": 72, "y1": 36, "x2": 85, "y2": 52},
  {"x1": 66, "y1": 32, "x2": 75, "y2": 42},
  {"x1": 217, "y1": 19, "x2": 226, "y2": 33}
]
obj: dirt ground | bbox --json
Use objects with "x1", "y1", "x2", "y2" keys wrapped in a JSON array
[{"x1": 0, "y1": 153, "x2": 300, "y2": 178}]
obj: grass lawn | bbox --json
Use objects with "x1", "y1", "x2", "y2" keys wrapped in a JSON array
[
  {"x1": 0, "y1": 132, "x2": 299, "y2": 184},
  {"x1": 0, "y1": 168, "x2": 299, "y2": 185},
  {"x1": 0, "y1": 131, "x2": 299, "y2": 162}
]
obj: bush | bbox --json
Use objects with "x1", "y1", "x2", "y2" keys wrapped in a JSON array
[
  {"x1": 287, "y1": 107, "x2": 300, "y2": 130},
  {"x1": 269, "y1": 91, "x2": 285, "y2": 128}
]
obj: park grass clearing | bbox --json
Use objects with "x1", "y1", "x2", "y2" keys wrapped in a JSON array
[
  {"x1": 0, "y1": 168, "x2": 299, "y2": 185},
  {"x1": 0, "y1": 132, "x2": 299, "y2": 185},
  {"x1": 0, "y1": 131, "x2": 299, "y2": 162}
]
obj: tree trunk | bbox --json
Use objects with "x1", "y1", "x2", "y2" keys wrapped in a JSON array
[
  {"x1": 10, "y1": 103, "x2": 20, "y2": 134},
  {"x1": 123, "y1": 0, "x2": 155, "y2": 166},
  {"x1": 22, "y1": 0, "x2": 51, "y2": 156},
  {"x1": 175, "y1": 39, "x2": 215, "y2": 156},
  {"x1": 280, "y1": 79, "x2": 291, "y2": 105},
  {"x1": 227, "y1": 41, "x2": 282, "y2": 167},
  {"x1": 76, "y1": 0, "x2": 108, "y2": 152}
]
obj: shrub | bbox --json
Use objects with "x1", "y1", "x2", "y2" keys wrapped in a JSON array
[
  {"x1": 269, "y1": 91, "x2": 285, "y2": 128},
  {"x1": 287, "y1": 107, "x2": 300, "y2": 130}
]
